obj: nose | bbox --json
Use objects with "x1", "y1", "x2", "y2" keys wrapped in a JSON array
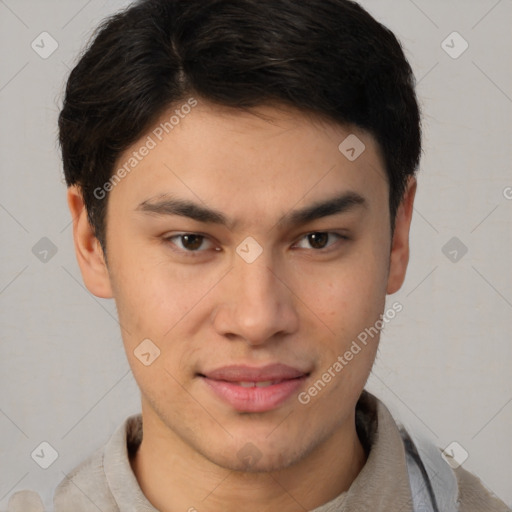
[{"x1": 211, "y1": 254, "x2": 299, "y2": 346}]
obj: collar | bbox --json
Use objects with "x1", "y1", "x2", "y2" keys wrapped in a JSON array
[{"x1": 103, "y1": 390, "x2": 415, "y2": 511}]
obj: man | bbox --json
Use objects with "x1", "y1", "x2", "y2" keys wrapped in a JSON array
[{"x1": 49, "y1": 0, "x2": 509, "y2": 510}]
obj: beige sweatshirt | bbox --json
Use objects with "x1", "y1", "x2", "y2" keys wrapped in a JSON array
[{"x1": 7, "y1": 391, "x2": 511, "y2": 511}]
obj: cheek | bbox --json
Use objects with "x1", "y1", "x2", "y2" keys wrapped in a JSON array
[
  {"x1": 111, "y1": 261, "x2": 202, "y2": 397},
  {"x1": 295, "y1": 241, "x2": 389, "y2": 390},
  {"x1": 109, "y1": 247, "x2": 221, "y2": 377},
  {"x1": 108, "y1": 250, "x2": 187, "y2": 346},
  {"x1": 303, "y1": 246, "x2": 388, "y2": 330}
]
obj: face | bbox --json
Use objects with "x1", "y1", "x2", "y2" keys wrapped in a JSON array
[{"x1": 70, "y1": 100, "x2": 415, "y2": 473}]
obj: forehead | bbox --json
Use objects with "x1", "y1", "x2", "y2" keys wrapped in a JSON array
[{"x1": 108, "y1": 100, "x2": 388, "y2": 220}]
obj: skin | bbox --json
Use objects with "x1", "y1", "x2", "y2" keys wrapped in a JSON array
[{"x1": 68, "y1": 100, "x2": 416, "y2": 512}]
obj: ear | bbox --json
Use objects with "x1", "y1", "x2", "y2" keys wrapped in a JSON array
[
  {"x1": 67, "y1": 185, "x2": 113, "y2": 298},
  {"x1": 387, "y1": 176, "x2": 417, "y2": 294}
]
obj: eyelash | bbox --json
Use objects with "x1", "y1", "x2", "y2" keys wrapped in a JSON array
[{"x1": 162, "y1": 231, "x2": 349, "y2": 256}]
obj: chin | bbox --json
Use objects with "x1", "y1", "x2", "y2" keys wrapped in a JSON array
[
  {"x1": 222, "y1": 453, "x2": 297, "y2": 474},
  {"x1": 203, "y1": 438, "x2": 310, "y2": 474}
]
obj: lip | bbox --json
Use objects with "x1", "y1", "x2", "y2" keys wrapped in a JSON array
[
  {"x1": 201, "y1": 363, "x2": 308, "y2": 382},
  {"x1": 199, "y1": 364, "x2": 310, "y2": 413}
]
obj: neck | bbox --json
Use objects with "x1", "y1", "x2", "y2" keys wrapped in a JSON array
[{"x1": 130, "y1": 404, "x2": 367, "y2": 512}]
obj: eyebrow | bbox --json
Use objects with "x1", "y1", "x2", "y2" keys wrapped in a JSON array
[{"x1": 136, "y1": 191, "x2": 367, "y2": 229}]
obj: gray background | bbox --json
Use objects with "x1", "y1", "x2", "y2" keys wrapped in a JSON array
[{"x1": 1, "y1": 0, "x2": 511, "y2": 509}]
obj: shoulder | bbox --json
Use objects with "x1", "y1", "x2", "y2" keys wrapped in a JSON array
[
  {"x1": 388, "y1": 398, "x2": 510, "y2": 512},
  {"x1": 52, "y1": 414, "x2": 143, "y2": 512},
  {"x1": 409, "y1": 431, "x2": 510, "y2": 512},
  {"x1": 454, "y1": 466, "x2": 511, "y2": 512},
  {"x1": 53, "y1": 445, "x2": 119, "y2": 512}
]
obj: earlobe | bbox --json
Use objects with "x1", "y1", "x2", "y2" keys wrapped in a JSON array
[
  {"x1": 386, "y1": 177, "x2": 417, "y2": 295},
  {"x1": 67, "y1": 185, "x2": 113, "y2": 299}
]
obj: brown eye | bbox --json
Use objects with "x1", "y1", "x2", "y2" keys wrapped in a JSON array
[
  {"x1": 307, "y1": 232, "x2": 329, "y2": 249},
  {"x1": 294, "y1": 232, "x2": 346, "y2": 251},
  {"x1": 180, "y1": 234, "x2": 204, "y2": 250},
  {"x1": 164, "y1": 233, "x2": 214, "y2": 253}
]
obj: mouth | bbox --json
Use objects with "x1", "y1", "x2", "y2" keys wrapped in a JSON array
[{"x1": 198, "y1": 364, "x2": 310, "y2": 413}]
